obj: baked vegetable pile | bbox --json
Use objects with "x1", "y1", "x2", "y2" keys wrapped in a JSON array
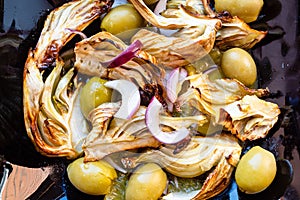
[{"x1": 23, "y1": 0, "x2": 280, "y2": 199}]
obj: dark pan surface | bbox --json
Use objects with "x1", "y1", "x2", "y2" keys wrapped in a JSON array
[{"x1": 0, "y1": 0, "x2": 299, "y2": 199}]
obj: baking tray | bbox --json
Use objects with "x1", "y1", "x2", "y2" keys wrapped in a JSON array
[{"x1": 0, "y1": 0, "x2": 299, "y2": 199}]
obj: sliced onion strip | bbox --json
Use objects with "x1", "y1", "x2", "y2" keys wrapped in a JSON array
[
  {"x1": 104, "y1": 79, "x2": 140, "y2": 119},
  {"x1": 145, "y1": 97, "x2": 189, "y2": 144},
  {"x1": 154, "y1": 0, "x2": 167, "y2": 15},
  {"x1": 103, "y1": 40, "x2": 143, "y2": 68},
  {"x1": 166, "y1": 67, "x2": 187, "y2": 103},
  {"x1": 203, "y1": 65, "x2": 218, "y2": 75}
]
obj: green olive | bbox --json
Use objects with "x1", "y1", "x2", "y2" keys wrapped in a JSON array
[
  {"x1": 67, "y1": 157, "x2": 117, "y2": 195},
  {"x1": 221, "y1": 48, "x2": 257, "y2": 86},
  {"x1": 101, "y1": 4, "x2": 144, "y2": 38},
  {"x1": 125, "y1": 163, "x2": 167, "y2": 200},
  {"x1": 80, "y1": 77, "x2": 112, "y2": 118},
  {"x1": 235, "y1": 146, "x2": 277, "y2": 194},
  {"x1": 215, "y1": 0, "x2": 264, "y2": 23}
]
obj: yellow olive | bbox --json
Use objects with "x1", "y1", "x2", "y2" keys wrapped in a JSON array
[
  {"x1": 67, "y1": 157, "x2": 117, "y2": 195},
  {"x1": 125, "y1": 163, "x2": 167, "y2": 200},
  {"x1": 101, "y1": 4, "x2": 144, "y2": 38},
  {"x1": 235, "y1": 146, "x2": 277, "y2": 194},
  {"x1": 221, "y1": 48, "x2": 257, "y2": 86},
  {"x1": 215, "y1": 0, "x2": 264, "y2": 23},
  {"x1": 80, "y1": 77, "x2": 112, "y2": 118}
]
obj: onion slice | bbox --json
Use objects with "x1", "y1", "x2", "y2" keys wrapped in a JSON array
[
  {"x1": 145, "y1": 97, "x2": 190, "y2": 144},
  {"x1": 104, "y1": 79, "x2": 140, "y2": 119},
  {"x1": 103, "y1": 40, "x2": 143, "y2": 68},
  {"x1": 154, "y1": 0, "x2": 167, "y2": 15},
  {"x1": 166, "y1": 68, "x2": 187, "y2": 103},
  {"x1": 203, "y1": 65, "x2": 218, "y2": 75}
]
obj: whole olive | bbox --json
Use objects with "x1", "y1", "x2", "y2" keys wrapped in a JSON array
[
  {"x1": 215, "y1": 0, "x2": 264, "y2": 23},
  {"x1": 125, "y1": 163, "x2": 167, "y2": 200},
  {"x1": 101, "y1": 4, "x2": 144, "y2": 38},
  {"x1": 235, "y1": 146, "x2": 277, "y2": 194},
  {"x1": 221, "y1": 48, "x2": 257, "y2": 86},
  {"x1": 80, "y1": 77, "x2": 112, "y2": 118},
  {"x1": 67, "y1": 157, "x2": 117, "y2": 195}
]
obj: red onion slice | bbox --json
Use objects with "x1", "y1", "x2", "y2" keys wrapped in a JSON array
[
  {"x1": 103, "y1": 40, "x2": 143, "y2": 68},
  {"x1": 166, "y1": 68, "x2": 187, "y2": 103},
  {"x1": 154, "y1": 0, "x2": 167, "y2": 15},
  {"x1": 145, "y1": 97, "x2": 190, "y2": 144},
  {"x1": 203, "y1": 65, "x2": 218, "y2": 75},
  {"x1": 104, "y1": 80, "x2": 140, "y2": 119}
]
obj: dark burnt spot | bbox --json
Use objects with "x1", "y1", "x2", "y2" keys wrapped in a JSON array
[
  {"x1": 237, "y1": 104, "x2": 242, "y2": 111},
  {"x1": 140, "y1": 84, "x2": 155, "y2": 106},
  {"x1": 217, "y1": 11, "x2": 232, "y2": 18}
]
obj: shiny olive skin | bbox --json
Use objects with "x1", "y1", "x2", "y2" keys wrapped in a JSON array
[
  {"x1": 80, "y1": 77, "x2": 112, "y2": 118},
  {"x1": 235, "y1": 146, "x2": 277, "y2": 194},
  {"x1": 125, "y1": 163, "x2": 167, "y2": 200},
  {"x1": 67, "y1": 157, "x2": 117, "y2": 195},
  {"x1": 215, "y1": 0, "x2": 264, "y2": 23},
  {"x1": 101, "y1": 4, "x2": 144, "y2": 38},
  {"x1": 221, "y1": 48, "x2": 257, "y2": 87}
]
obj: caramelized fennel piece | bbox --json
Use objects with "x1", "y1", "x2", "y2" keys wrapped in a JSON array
[
  {"x1": 83, "y1": 106, "x2": 161, "y2": 161},
  {"x1": 161, "y1": 0, "x2": 266, "y2": 50},
  {"x1": 33, "y1": 0, "x2": 112, "y2": 68},
  {"x1": 201, "y1": 0, "x2": 267, "y2": 49},
  {"x1": 83, "y1": 106, "x2": 207, "y2": 161},
  {"x1": 187, "y1": 73, "x2": 270, "y2": 105},
  {"x1": 23, "y1": 0, "x2": 112, "y2": 158},
  {"x1": 215, "y1": 16, "x2": 267, "y2": 50},
  {"x1": 27, "y1": 60, "x2": 89, "y2": 158},
  {"x1": 130, "y1": 0, "x2": 218, "y2": 29},
  {"x1": 177, "y1": 74, "x2": 280, "y2": 141},
  {"x1": 131, "y1": 26, "x2": 219, "y2": 68},
  {"x1": 193, "y1": 156, "x2": 235, "y2": 199},
  {"x1": 74, "y1": 31, "x2": 164, "y2": 90},
  {"x1": 217, "y1": 95, "x2": 280, "y2": 141},
  {"x1": 129, "y1": 0, "x2": 221, "y2": 68},
  {"x1": 122, "y1": 134, "x2": 241, "y2": 198}
]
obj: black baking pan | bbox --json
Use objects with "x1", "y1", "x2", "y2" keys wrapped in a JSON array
[{"x1": 0, "y1": 0, "x2": 299, "y2": 199}]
